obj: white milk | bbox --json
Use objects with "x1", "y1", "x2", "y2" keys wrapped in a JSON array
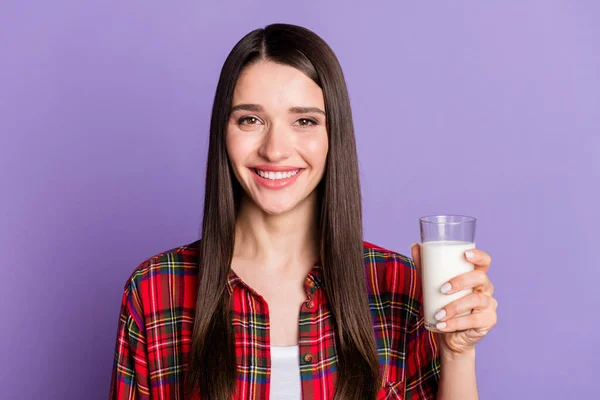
[{"x1": 420, "y1": 240, "x2": 476, "y2": 332}]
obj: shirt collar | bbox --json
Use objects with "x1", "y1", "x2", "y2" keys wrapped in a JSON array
[{"x1": 225, "y1": 265, "x2": 324, "y2": 296}]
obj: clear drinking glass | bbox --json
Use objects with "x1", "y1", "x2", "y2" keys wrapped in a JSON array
[{"x1": 419, "y1": 215, "x2": 476, "y2": 332}]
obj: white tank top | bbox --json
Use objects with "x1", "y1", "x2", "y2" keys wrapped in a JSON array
[{"x1": 270, "y1": 346, "x2": 301, "y2": 399}]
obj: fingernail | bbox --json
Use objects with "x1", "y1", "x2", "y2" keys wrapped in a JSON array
[
  {"x1": 411, "y1": 243, "x2": 419, "y2": 249},
  {"x1": 465, "y1": 250, "x2": 475, "y2": 259},
  {"x1": 440, "y1": 282, "x2": 452, "y2": 294},
  {"x1": 434, "y1": 309, "x2": 446, "y2": 321},
  {"x1": 436, "y1": 322, "x2": 447, "y2": 330}
]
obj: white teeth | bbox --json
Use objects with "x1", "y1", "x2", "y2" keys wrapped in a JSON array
[{"x1": 256, "y1": 169, "x2": 299, "y2": 180}]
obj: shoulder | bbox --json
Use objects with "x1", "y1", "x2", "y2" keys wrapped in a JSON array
[
  {"x1": 363, "y1": 240, "x2": 416, "y2": 280},
  {"x1": 124, "y1": 240, "x2": 200, "y2": 289},
  {"x1": 363, "y1": 241, "x2": 415, "y2": 270},
  {"x1": 120, "y1": 240, "x2": 201, "y2": 327},
  {"x1": 362, "y1": 241, "x2": 422, "y2": 312}
]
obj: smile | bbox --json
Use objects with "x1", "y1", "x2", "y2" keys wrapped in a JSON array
[{"x1": 254, "y1": 168, "x2": 300, "y2": 180}]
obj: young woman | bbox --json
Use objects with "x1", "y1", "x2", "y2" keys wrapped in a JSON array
[{"x1": 110, "y1": 23, "x2": 497, "y2": 400}]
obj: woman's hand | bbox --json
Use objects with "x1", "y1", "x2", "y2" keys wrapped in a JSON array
[{"x1": 412, "y1": 244, "x2": 498, "y2": 356}]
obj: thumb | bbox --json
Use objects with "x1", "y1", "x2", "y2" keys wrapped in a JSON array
[{"x1": 411, "y1": 242, "x2": 421, "y2": 275}]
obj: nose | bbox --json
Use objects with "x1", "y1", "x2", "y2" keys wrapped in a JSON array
[{"x1": 258, "y1": 124, "x2": 293, "y2": 162}]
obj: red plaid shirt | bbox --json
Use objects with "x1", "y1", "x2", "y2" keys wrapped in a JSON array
[{"x1": 109, "y1": 240, "x2": 440, "y2": 399}]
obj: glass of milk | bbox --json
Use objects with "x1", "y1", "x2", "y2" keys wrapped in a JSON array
[{"x1": 419, "y1": 215, "x2": 476, "y2": 333}]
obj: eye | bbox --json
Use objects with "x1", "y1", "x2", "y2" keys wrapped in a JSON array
[
  {"x1": 295, "y1": 118, "x2": 318, "y2": 127},
  {"x1": 238, "y1": 116, "x2": 262, "y2": 125}
]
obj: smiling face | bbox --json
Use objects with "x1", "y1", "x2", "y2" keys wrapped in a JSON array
[{"x1": 226, "y1": 60, "x2": 329, "y2": 215}]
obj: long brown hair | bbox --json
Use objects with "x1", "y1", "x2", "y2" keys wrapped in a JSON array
[{"x1": 186, "y1": 23, "x2": 380, "y2": 399}]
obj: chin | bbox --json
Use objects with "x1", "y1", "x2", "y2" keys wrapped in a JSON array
[
  {"x1": 256, "y1": 201, "x2": 297, "y2": 216},
  {"x1": 243, "y1": 184, "x2": 318, "y2": 217}
]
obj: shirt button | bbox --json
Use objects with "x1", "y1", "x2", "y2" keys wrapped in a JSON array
[
  {"x1": 306, "y1": 300, "x2": 315, "y2": 309},
  {"x1": 303, "y1": 353, "x2": 313, "y2": 363}
]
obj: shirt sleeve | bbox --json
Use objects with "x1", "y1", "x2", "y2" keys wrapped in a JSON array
[
  {"x1": 404, "y1": 260, "x2": 441, "y2": 400},
  {"x1": 404, "y1": 321, "x2": 441, "y2": 399},
  {"x1": 109, "y1": 285, "x2": 150, "y2": 399}
]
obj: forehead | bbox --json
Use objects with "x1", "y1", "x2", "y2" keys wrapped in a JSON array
[{"x1": 233, "y1": 60, "x2": 325, "y2": 109}]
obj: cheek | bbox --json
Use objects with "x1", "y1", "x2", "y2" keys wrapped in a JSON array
[
  {"x1": 226, "y1": 132, "x2": 253, "y2": 166},
  {"x1": 298, "y1": 133, "x2": 328, "y2": 168},
  {"x1": 225, "y1": 135, "x2": 238, "y2": 164}
]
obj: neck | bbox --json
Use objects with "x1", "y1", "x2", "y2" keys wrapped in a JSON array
[{"x1": 233, "y1": 194, "x2": 319, "y2": 270}]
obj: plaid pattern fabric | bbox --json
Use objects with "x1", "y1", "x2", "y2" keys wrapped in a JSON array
[{"x1": 109, "y1": 240, "x2": 440, "y2": 399}]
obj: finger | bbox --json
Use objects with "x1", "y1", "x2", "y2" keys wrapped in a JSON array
[
  {"x1": 434, "y1": 293, "x2": 495, "y2": 322},
  {"x1": 442, "y1": 269, "x2": 490, "y2": 295},
  {"x1": 411, "y1": 243, "x2": 421, "y2": 274},
  {"x1": 435, "y1": 309, "x2": 497, "y2": 332},
  {"x1": 464, "y1": 249, "x2": 492, "y2": 272}
]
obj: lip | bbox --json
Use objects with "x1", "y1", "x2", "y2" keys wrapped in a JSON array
[
  {"x1": 252, "y1": 164, "x2": 303, "y2": 172},
  {"x1": 250, "y1": 167, "x2": 304, "y2": 190}
]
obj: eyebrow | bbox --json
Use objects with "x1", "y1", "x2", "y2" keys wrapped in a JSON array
[{"x1": 230, "y1": 104, "x2": 326, "y2": 116}]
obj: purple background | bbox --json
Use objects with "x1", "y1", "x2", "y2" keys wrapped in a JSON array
[{"x1": 1, "y1": 1, "x2": 598, "y2": 399}]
